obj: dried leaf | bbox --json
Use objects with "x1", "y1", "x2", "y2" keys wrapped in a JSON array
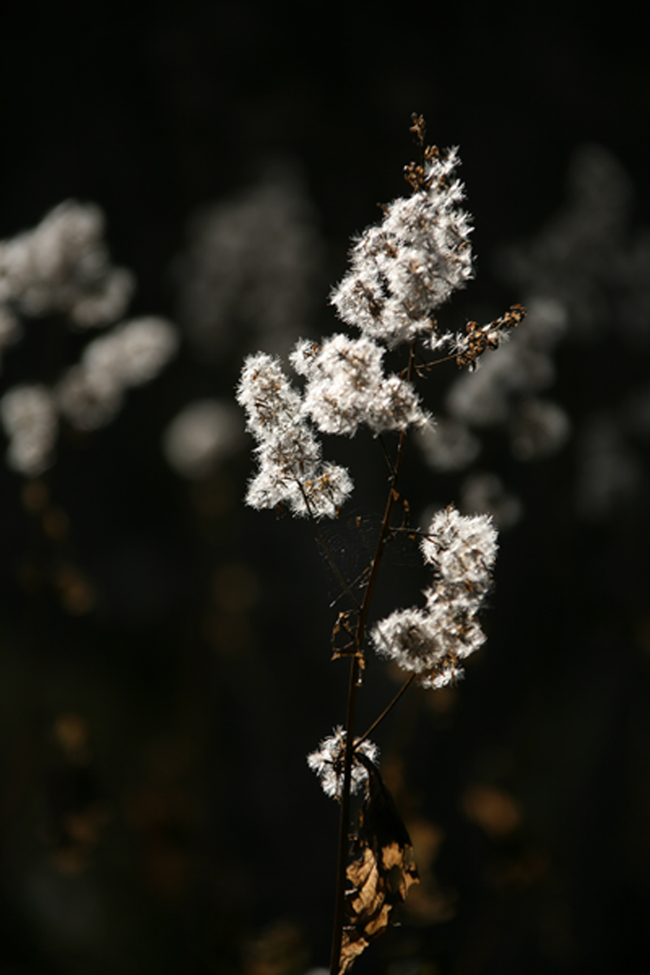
[{"x1": 339, "y1": 757, "x2": 419, "y2": 973}]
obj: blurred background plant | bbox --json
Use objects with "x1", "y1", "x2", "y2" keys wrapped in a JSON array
[{"x1": 1, "y1": 3, "x2": 650, "y2": 974}]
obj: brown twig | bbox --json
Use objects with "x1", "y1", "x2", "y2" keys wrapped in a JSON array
[
  {"x1": 355, "y1": 674, "x2": 416, "y2": 748},
  {"x1": 329, "y1": 343, "x2": 416, "y2": 975}
]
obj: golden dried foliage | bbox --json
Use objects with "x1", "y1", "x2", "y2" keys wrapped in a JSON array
[{"x1": 339, "y1": 758, "x2": 419, "y2": 973}]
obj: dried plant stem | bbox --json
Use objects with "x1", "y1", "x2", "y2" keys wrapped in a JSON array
[
  {"x1": 329, "y1": 653, "x2": 362, "y2": 975},
  {"x1": 355, "y1": 674, "x2": 415, "y2": 747},
  {"x1": 329, "y1": 346, "x2": 415, "y2": 975}
]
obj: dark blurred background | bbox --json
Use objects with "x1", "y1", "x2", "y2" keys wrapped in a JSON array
[{"x1": 1, "y1": 2, "x2": 650, "y2": 973}]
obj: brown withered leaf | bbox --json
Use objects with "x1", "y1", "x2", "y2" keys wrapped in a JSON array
[{"x1": 339, "y1": 756, "x2": 419, "y2": 974}]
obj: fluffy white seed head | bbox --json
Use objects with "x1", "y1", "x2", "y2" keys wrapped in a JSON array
[
  {"x1": 237, "y1": 353, "x2": 354, "y2": 518},
  {"x1": 0, "y1": 200, "x2": 134, "y2": 326},
  {"x1": 307, "y1": 727, "x2": 380, "y2": 799},
  {"x1": 371, "y1": 506, "x2": 497, "y2": 688},
  {"x1": 237, "y1": 352, "x2": 303, "y2": 438},
  {"x1": 246, "y1": 438, "x2": 353, "y2": 519},
  {"x1": 330, "y1": 147, "x2": 474, "y2": 348},
  {"x1": 56, "y1": 318, "x2": 179, "y2": 432},
  {"x1": 163, "y1": 399, "x2": 244, "y2": 479},
  {"x1": 55, "y1": 365, "x2": 124, "y2": 431},
  {"x1": 420, "y1": 506, "x2": 498, "y2": 592},
  {"x1": 1, "y1": 384, "x2": 58, "y2": 475},
  {"x1": 372, "y1": 607, "x2": 446, "y2": 675},
  {"x1": 82, "y1": 317, "x2": 178, "y2": 390},
  {"x1": 296, "y1": 334, "x2": 426, "y2": 437}
]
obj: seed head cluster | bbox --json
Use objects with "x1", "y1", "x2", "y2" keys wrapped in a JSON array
[
  {"x1": 306, "y1": 727, "x2": 380, "y2": 800},
  {"x1": 291, "y1": 334, "x2": 427, "y2": 437},
  {"x1": 236, "y1": 127, "x2": 513, "y2": 808},
  {"x1": 236, "y1": 139, "x2": 478, "y2": 519},
  {"x1": 0, "y1": 200, "x2": 134, "y2": 329},
  {"x1": 372, "y1": 506, "x2": 498, "y2": 689},
  {"x1": 236, "y1": 352, "x2": 354, "y2": 518},
  {"x1": 330, "y1": 147, "x2": 473, "y2": 349},
  {"x1": 0, "y1": 203, "x2": 179, "y2": 475}
]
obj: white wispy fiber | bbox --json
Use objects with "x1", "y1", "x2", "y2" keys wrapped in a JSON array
[
  {"x1": 307, "y1": 727, "x2": 379, "y2": 800},
  {"x1": 0, "y1": 204, "x2": 179, "y2": 474},
  {"x1": 291, "y1": 334, "x2": 427, "y2": 436},
  {"x1": 163, "y1": 399, "x2": 243, "y2": 479},
  {"x1": 0, "y1": 201, "x2": 134, "y2": 327},
  {"x1": 236, "y1": 352, "x2": 353, "y2": 518},
  {"x1": 330, "y1": 147, "x2": 473, "y2": 348},
  {"x1": 1, "y1": 384, "x2": 58, "y2": 475},
  {"x1": 372, "y1": 507, "x2": 497, "y2": 689},
  {"x1": 56, "y1": 318, "x2": 178, "y2": 431}
]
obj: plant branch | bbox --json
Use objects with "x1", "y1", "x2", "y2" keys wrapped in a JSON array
[
  {"x1": 329, "y1": 343, "x2": 416, "y2": 975},
  {"x1": 355, "y1": 674, "x2": 416, "y2": 747},
  {"x1": 329, "y1": 653, "x2": 362, "y2": 975}
]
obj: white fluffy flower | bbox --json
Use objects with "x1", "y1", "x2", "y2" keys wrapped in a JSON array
[
  {"x1": 0, "y1": 200, "x2": 134, "y2": 326},
  {"x1": 331, "y1": 147, "x2": 473, "y2": 348},
  {"x1": 1, "y1": 384, "x2": 58, "y2": 475},
  {"x1": 163, "y1": 399, "x2": 243, "y2": 479},
  {"x1": 82, "y1": 317, "x2": 178, "y2": 389},
  {"x1": 56, "y1": 317, "x2": 179, "y2": 432},
  {"x1": 307, "y1": 727, "x2": 379, "y2": 799},
  {"x1": 294, "y1": 334, "x2": 426, "y2": 437},
  {"x1": 55, "y1": 364, "x2": 124, "y2": 431},
  {"x1": 371, "y1": 506, "x2": 497, "y2": 689},
  {"x1": 237, "y1": 352, "x2": 353, "y2": 518},
  {"x1": 420, "y1": 506, "x2": 498, "y2": 593}
]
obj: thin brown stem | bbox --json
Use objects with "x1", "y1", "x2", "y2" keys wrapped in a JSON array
[
  {"x1": 414, "y1": 350, "x2": 459, "y2": 373},
  {"x1": 355, "y1": 674, "x2": 415, "y2": 747},
  {"x1": 329, "y1": 343, "x2": 416, "y2": 975},
  {"x1": 329, "y1": 654, "x2": 361, "y2": 975}
]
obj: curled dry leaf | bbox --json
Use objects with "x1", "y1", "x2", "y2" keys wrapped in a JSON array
[{"x1": 339, "y1": 756, "x2": 419, "y2": 974}]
